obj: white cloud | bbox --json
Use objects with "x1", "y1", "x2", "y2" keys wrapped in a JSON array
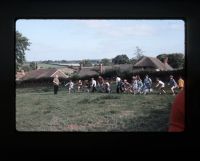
[{"x1": 79, "y1": 20, "x2": 156, "y2": 37}]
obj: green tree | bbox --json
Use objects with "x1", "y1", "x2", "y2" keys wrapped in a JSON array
[
  {"x1": 16, "y1": 31, "x2": 31, "y2": 72},
  {"x1": 100, "y1": 58, "x2": 112, "y2": 66},
  {"x1": 157, "y1": 53, "x2": 184, "y2": 69},
  {"x1": 80, "y1": 59, "x2": 93, "y2": 67},
  {"x1": 30, "y1": 61, "x2": 37, "y2": 70},
  {"x1": 112, "y1": 54, "x2": 130, "y2": 64}
]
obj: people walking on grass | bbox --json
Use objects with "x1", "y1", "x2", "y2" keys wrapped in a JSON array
[
  {"x1": 168, "y1": 75, "x2": 178, "y2": 96},
  {"x1": 144, "y1": 75, "x2": 152, "y2": 93},
  {"x1": 65, "y1": 80, "x2": 74, "y2": 94},
  {"x1": 77, "y1": 79, "x2": 83, "y2": 92},
  {"x1": 178, "y1": 76, "x2": 184, "y2": 91},
  {"x1": 53, "y1": 75, "x2": 59, "y2": 95},
  {"x1": 91, "y1": 78, "x2": 97, "y2": 92},
  {"x1": 155, "y1": 78, "x2": 166, "y2": 94}
]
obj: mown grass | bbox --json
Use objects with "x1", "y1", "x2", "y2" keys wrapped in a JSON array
[{"x1": 16, "y1": 87, "x2": 176, "y2": 132}]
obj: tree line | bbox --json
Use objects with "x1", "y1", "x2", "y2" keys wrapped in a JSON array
[{"x1": 16, "y1": 31, "x2": 185, "y2": 73}]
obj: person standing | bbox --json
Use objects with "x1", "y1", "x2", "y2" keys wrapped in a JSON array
[
  {"x1": 116, "y1": 76, "x2": 121, "y2": 93},
  {"x1": 91, "y1": 78, "x2": 97, "y2": 92},
  {"x1": 53, "y1": 75, "x2": 59, "y2": 94}
]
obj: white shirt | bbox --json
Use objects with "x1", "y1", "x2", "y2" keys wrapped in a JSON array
[
  {"x1": 157, "y1": 80, "x2": 165, "y2": 88},
  {"x1": 116, "y1": 77, "x2": 121, "y2": 85},
  {"x1": 69, "y1": 82, "x2": 74, "y2": 88},
  {"x1": 91, "y1": 80, "x2": 96, "y2": 87},
  {"x1": 105, "y1": 82, "x2": 110, "y2": 87}
]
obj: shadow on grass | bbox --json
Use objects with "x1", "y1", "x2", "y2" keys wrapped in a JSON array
[{"x1": 115, "y1": 107, "x2": 171, "y2": 132}]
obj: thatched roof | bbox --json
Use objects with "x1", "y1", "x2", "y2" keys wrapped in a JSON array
[
  {"x1": 77, "y1": 67, "x2": 99, "y2": 77},
  {"x1": 134, "y1": 56, "x2": 173, "y2": 71},
  {"x1": 21, "y1": 68, "x2": 68, "y2": 81}
]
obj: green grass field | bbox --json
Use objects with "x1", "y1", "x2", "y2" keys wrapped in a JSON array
[{"x1": 16, "y1": 87, "x2": 176, "y2": 132}]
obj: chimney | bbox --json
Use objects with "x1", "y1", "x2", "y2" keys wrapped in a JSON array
[
  {"x1": 163, "y1": 57, "x2": 168, "y2": 64},
  {"x1": 99, "y1": 63, "x2": 103, "y2": 74}
]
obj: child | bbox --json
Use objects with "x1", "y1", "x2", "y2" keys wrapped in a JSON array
[
  {"x1": 178, "y1": 76, "x2": 184, "y2": 90},
  {"x1": 65, "y1": 80, "x2": 74, "y2": 94},
  {"x1": 91, "y1": 78, "x2": 97, "y2": 92},
  {"x1": 143, "y1": 75, "x2": 152, "y2": 93},
  {"x1": 124, "y1": 79, "x2": 131, "y2": 93},
  {"x1": 105, "y1": 81, "x2": 111, "y2": 93},
  {"x1": 137, "y1": 78, "x2": 143, "y2": 94},
  {"x1": 77, "y1": 80, "x2": 83, "y2": 92},
  {"x1": 168, "y1": 75, "x2": 178, "y2": 95},
  {"x1": 132, "y1": 76, "x2": 138, "y2": 95},
  {"x1": 155, "y1": 78, "x2": 166, "y2": 94}
]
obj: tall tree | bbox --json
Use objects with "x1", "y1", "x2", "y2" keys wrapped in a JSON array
[
  {"x1": 16, "y1": 31, "x2": 31, "y2": 72},
  {"x1": 112, "y1": 54, "x2": 130, "y2": 64},
  {"x1": 157, "y1": 53, "x2": 184, "y2": 69},
  {"x1": 134, "y1": 46, "x2": 144, "y2": 61}
]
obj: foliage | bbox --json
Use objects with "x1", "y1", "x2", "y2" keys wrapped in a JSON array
[
  {"x1": 16, "y1": 31, "x2": 31, "y2": 72},
  {"x1": 80, "y1": 59, "x2": 93, "y2": 67},
  {"x1": 21, "y1": 65, "x2": 31, "y2": 72},
  {"x1": 133, "y1": 46, "x2": 144, "y2": 60},
  {"x1": 100, "y1": 58, "x2": 112, "y2": 66},
  {"x1": 30, "y1": 61, "x2": 37, "y2": 70},
  {"x1": 157, "y1": 53, "x2": 184, "y2": 69},
  {"x1": 112, "y1": 54, "x2": 130, "y2": 64}
]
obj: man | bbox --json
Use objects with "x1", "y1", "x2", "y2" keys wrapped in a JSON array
[
  {"x1": 91, "y1": 78, "x2": 97, "y2": 92},
  {"x1": 53, "y1": 75, "x2": 59, "y2": 94}
]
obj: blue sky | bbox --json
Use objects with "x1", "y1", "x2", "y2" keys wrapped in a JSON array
[{"x1": 16, "y1": 19, "x2": 185, "y2": 61}]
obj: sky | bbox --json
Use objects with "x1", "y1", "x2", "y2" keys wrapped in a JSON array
[{"x1": 16, "y1": 19, "x2": 185, "y2": 61}]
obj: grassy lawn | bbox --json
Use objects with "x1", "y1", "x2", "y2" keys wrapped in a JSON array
[{"x1": 16, "y1": 87, "x2": 175, "y2": 132}]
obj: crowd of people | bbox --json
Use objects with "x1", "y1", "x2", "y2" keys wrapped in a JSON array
[{"x1": 53, "y1": 74, "x2": 184, "y2": 95}]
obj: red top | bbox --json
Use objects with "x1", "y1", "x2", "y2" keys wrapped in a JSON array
[{"x1": 168, "y1": 90, "x2": 185, "y2": 132}]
